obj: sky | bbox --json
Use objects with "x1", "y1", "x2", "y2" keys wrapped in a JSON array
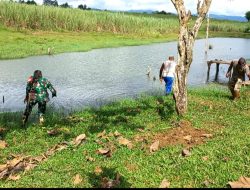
[{"x1": 35, "y1": 0, "x2": 249, "y2": 17}]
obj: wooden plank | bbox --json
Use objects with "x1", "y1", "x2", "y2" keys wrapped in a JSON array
[
  {"x1": 243, "y1": 81, "x2": 250, "y2": 86},
  {"x1": 207, "y1": 60, "x2": 231, "y2": 66},
  {"x1": 207, "y1": 60, "x2": 250, "y2": 67}
]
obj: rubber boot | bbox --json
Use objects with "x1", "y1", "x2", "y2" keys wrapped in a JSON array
[
  {"x1": 233, "y1": 91, "x2": 240, "y2": 100},
  {"x1": 22, "y1": 114, "x2": 28, "y2": 127},
  {"x1": 39, "y1": 116, "x2": 44, "y2": 125},
  {"x1": 234, "y1": 91, "x2": 240, "y2": 100},
  {"x1": 230, "y1": 89, "x2": 235, "y2": 100}
]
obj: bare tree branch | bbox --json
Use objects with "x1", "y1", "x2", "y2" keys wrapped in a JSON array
[
  {"x1": 192, "y1": 0, "x2": 212, "y2": 38},
  {"x1": 197, "y1": 0, "x2": 201, "y2": 15}
]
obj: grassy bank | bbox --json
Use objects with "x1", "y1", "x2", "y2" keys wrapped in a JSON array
[
  {"x1": 0, "y1": 24, "x2": 178, "y2": 60},
  {"x1": 1, "y1": 24, "x2": 250, "y2": 60},
  {"x1": 0, "y1": 1, "x2": 250, "y2": 59},
  {"x1": 0, "y1": 85, "x2": 250, "y2": 187}
]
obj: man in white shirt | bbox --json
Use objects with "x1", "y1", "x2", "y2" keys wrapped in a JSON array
[{"x1": 159, "y1": 56, "x2": 177, "y2": 95}]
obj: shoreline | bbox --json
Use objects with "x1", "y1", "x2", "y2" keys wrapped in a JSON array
[
  {"x1": 1, "y1": 27, "x2": 250, "y2": 60},
  {"x1": 0, "y1": 84, "x2": 228, "y2": 115}
]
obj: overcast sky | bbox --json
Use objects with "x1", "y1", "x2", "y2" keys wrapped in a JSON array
[{"x1": 35, "y1": 0, "x2": 249, "y2": 16}]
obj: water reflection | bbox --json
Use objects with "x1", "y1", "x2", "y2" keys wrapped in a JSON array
[{"x1": 0, "y1": 38, "x2": 250, "y2": 112}]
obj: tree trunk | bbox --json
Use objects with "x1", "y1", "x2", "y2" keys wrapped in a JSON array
[
  {"x1": 173, "y1": 26, "x2": 194, "y2": 115},
  {"x1": 171, "y1": 0, "x2": 212, "y2": 115}
]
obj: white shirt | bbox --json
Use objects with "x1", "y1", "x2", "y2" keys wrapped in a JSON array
[{"x1": 162, "y1": 60, "x2": 177, "y2": 78}]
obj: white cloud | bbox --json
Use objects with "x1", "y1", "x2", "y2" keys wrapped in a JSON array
[{"x1": 35, "y1": 0, "x2": 250, "y2": 16}]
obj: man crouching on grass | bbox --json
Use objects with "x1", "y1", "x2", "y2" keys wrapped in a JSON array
[{"x1": 226, "y1": 57, "x2": 250, "y2": 100}]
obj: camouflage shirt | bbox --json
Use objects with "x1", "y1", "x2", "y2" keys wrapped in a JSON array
[
  {"x1": 228, "y1": 60, "x2": 250, "y2": 82},
  {"x1": 26, "y1": 76, "x2": 56, "y2": 102}
]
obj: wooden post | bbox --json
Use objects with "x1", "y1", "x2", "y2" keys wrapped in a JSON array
[
  {"x1": 215, "y1": 63, "x2": 220, "y2": 81},
  {"x1": 207, "y1": 62, "x2": 211, "y2": 82},
  {"x1": 205, "y1": 12, "x2": 210, "y2": 54},
  {"x1": 2, "y1": 96, "x2": 4, "y2": 104}
]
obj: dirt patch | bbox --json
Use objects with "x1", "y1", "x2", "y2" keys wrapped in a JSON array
[{"x1": 134, "y1": 120, "x2": 213, "y2": 149}]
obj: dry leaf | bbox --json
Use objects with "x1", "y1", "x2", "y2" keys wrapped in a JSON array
[
  {"x1": 94, "y1": 166, "x2": 103, "y2": 175},
  {"x1": 203, "y1": 180, "x2": 210, "y2": 187},
  {"x1": 0, "y1": 140, "x2": 7, "y2": 149},
  {"x1": 159, "y1": 179, "x2": 170, "y2": 188},
  {"x1": 182, "y1": 149, "x2": 191, "y2": 157},
  {"x1": 108, "y1": 132, "x2": 114, "y2": 137},
  {"x1": 47, "y1": 128, "x2": 70, "y2": 136},
  {"x1": 101, "y1": 173, "x2": 120, "y2": 188},
  {"x1": 8, "y1": 158, "x2": 23, "y2": 168},
  {"x1": 183, "y1": 135, "x2": 192, "y2": 141},
  {"x1": 73, "y1": 174, "x2": 82, "y2": 185},
  {"x1": 97, "y1": 130, "x2": 106, "y2": 138},
  {"x1": 24, "y1": 163, "x2": 37, "y2": 171},
  {"x1": 202, "y1": 156, "x2": 209, "y2": 161},
  {"x1": 47, "y1": 129, "x2": 59, "y2": 136},
  {"x1": 137, "y1": 128, "x2": 144, "y2": 132},
  {"x1": 33, "y1": 155, "x2": 45, "y2": 162},
  {"x1": 94, "y1": 139, "x2": 103, "y2": 145},
  {"x1": 0, "y1": 128, "x2": 6, "y2": 134},
  {"x1": 0, "y1": 164, "x2": 7, "y2": 172},
  {"x1": 118, "y1": 137, "x2": 131, "y2": 146},
  {"x1": 201, "y1": 134, "x2": 213, "y2": 138},
  {"x1": 0, "y1": 170, "x2": 8, "y2": 179},
  {"x1": 223, "y1": 157, "x2": 230, "y2": 162},
  {"x1": 8, "y1": 174, "x2": 20, "y2": 181},
  {"x1": 127, "y1": 143, "x2": 133, "y2": 149},
  {"x1": 114, "y1": 131, "x2": 121, "y2": 137},
  {"x1": 97, "y1": 148, "x2": 110, "y2": 155},
  {"x1": 229, "y1": 176, "x2": 250, "y2": 188},
  {"x1": 11, "y1": 162, "x2": 25, "y2": 173},
  {"x1": 101, "y1": 177, "x2": 113, "y2": 188},
  {"x1": 86, "y1": 157, "x2": 95, "y2": 162},
  {"x1": 73, "y1": 134, "x2": 86, "y2": 146},
  {"x1": 45, "y1": 144, "x2": 67, "y2": 156},
  {"x1": 150, "y1": 140, "x2": 159, "y2": 153}
]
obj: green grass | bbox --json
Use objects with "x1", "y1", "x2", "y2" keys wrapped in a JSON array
[
  {"x1": 1, "y1": 24, "x2": 250, "y2": 60},
  {"x1": 0, "y1": 85, "x2": 250, "y2": 187},
  {"x1": 0, "y1": 22, "x2": 179, "y2": 59}
]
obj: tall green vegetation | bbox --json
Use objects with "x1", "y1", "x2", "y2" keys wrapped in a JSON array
[
  {"x1": 0, "y1": 1, "x2": 249, "y2": 36},
  {"x1": 0, "y1": 1, "x2": 179, "y2": 35}
]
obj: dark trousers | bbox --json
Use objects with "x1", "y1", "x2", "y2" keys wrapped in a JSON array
[{"x1": 23, "y1": 101, "x2": 47, "y2": 118}]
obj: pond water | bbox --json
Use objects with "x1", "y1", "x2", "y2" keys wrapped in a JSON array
[{"x1": 0, "y1": 38, "x2": 250, "y2": 112}]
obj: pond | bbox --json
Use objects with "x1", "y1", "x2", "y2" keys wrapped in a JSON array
[{"x1": 0, "y1": 38, "x2": 250, "y2": 112}]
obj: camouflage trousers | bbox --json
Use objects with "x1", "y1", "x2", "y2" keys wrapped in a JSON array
[
  {"x1": 23, "y1": 101, "x2": 47, "y2": 118},
  {"x1": 228, "y1": 78, "x2": 243, "y2": 92}
]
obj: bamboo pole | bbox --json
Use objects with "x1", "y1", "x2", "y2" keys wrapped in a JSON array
[{"x1": 205, "y1": 12, "x2": 210, "y2": 54}]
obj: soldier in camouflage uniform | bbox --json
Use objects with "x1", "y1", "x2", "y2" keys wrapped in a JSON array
[
  {"x1": 226, "y1": 57, "x2": 250, "y2": 100},
  {"x1": 22, "y1": 70, "x2": 57, "y2": 125}
]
